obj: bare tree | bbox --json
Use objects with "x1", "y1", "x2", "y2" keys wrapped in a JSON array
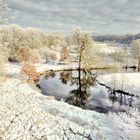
[
  {"x1": 72, "y1": 29, "x2": 95, "y2": 70},
  {"x1": 131, "y1": 39, "x2": 140, "y2": 71},
  {"x1": 111, "y1": 50, "x2": 125, "y2": 63}
]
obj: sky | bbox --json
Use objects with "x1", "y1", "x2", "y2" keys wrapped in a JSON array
[{"x1": 6, "y1": 0, "x2": 140, "y2": 35}]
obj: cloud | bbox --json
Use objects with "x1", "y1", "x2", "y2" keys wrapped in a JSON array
[{"x1": 7, "y1": 0, "x2": 140, "y2": 34}]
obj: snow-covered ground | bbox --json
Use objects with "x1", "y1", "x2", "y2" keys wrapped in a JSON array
[
  {"x1": 108, "y1": 109, "x2": 140, "y2": 140},
  {"x1": 97, "y1": 73, "x2": 140, "y2": 140},
  {"x1": 97, "y1": 45, "x2": 124, "y2": 55},
  {"x1": 1, "y1": 62, "x2": 140, "y2": 140},
  {"x1": 97, "y1": 73, "x2": 140, "y2": 96},
  {"x1": 4, "y1": 62, "x2": 77, "y2": 76},
  {"x1": 94, "y1": 42, "x2": 124, "y2": 55},
  {"x1": 0, "y1": 78, "x2": 129, "y2": 140}
]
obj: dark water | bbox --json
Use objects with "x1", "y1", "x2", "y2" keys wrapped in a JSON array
[{"x1": 38, "y1": 69, "x2": 140, "y2": 113}]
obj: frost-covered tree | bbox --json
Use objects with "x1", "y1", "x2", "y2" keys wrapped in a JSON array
[
  {"x1": 17, "y1": 46, "x2": 40, "y2": 83},
  {"x1": 111, "y1": 50, "x2": 125, "y2": 62},
  {"x1": 42, "y1": 49, "x2": 59, "y2": 63},
  {"x1": 131, "y1": 39, "x2": 140, "y2": 71},
  {"x1": 0, "y1": 25, "x2": 46, "y2": 61},
  {"x1": 0, "y1": 25, "x2": 25, "y2": 61},
  {"x1": 45, "y1": 33, "x2": 65, "y2": 50},
  {"x1": 72, "y1": 29, "x2": 96, "y2": 69},
  {"x1": 0, "y1": 0, "x2": 8, "y2": 78},
  {"x1": 26, "y1": 28, "x2": 43, "y2": 49},
  {"x1": 60, "y1": 47, "x2": 70, "y2": 61},
  {"x1": 21, "y1": 63, "x2": 40, "y2": 83}
]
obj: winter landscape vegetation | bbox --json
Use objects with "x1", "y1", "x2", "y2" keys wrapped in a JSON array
[{"x1": 0, "y1": 0, "x2": 140, "y2": 140}]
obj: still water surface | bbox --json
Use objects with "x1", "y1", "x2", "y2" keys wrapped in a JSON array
[{"x1": 39, "y1": 69, "x2": 140, "y2": 113}]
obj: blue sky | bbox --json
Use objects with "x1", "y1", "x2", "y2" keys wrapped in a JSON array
[{"x1": 7, "y1": 0, "x2": 140, "y2": 35}]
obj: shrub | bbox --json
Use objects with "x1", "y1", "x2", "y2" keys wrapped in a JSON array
[
  {"x1": 50, "y1": 53, "x2": 57, "y2": 61},
  {"x1": 43, "y1": 50, "x2": 58, "y2": 63},
  {"x1": 21, "y1": 63, "x2": 40, "y2": 83},
  {"x1": 29, "y1": 49, "x2": 41, "y2": 64},
  {"x1": 60, "y1": 47, "x2": 70, "y2": 61},
  {"x1": 17, "y1": 46, "x2": 32, "y2": 62},
  {"x1": 17, "y1": 47, "x2": 41, "y2": 82}
]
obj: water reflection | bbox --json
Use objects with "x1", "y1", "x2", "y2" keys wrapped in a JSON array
[
  {"x1": 60, "y1": 71, "x2": 71, "y2": 84},
  {"x1": 45, "y1": 70, "x2": 56, "y2": 79},
  {"x1": 108, "y1": 89, "x2": 134, "y2": 107},
  {"x1": 63, "y1": 69, "x2": 96, "y2": 108},
  {"x1": 39, "y1": 69, "x2": 140, "y2": 113}
]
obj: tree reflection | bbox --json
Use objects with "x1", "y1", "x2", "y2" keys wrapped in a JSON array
[
  {"x1": 59, "y1": 69, "x2": 135, "y2": 109},
  {"x1": 43, "y1": 69, "x2": 138, "y2": 112},
  {"x1": 108, "y1": 88, "x2": 134, "y2": 107},
  {"x1": 45, "y1": 70, "x2": 56, "y2": 79},
  {"x1": 60, "y1": 71, "x2": 72, "y2": 84},
  {"x1": 60, "y1": 69, "x2": 96, "y2": 109}
]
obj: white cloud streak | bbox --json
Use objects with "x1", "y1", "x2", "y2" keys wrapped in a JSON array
[{"x1": 7, "y1": 0, "x2": 140, "y2": 34}]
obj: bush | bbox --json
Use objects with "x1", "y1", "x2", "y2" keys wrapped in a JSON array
[
  {"x1": 42, "y1": 49, "x2": 58, "y2": 63},
  {"x1": 17, "y1": 47, "x2": 41, "y2": 82},
  {"x1": 21, "y1": 63, "x2": 40, "y2": 83},
  {"x1": 60, "y1": 47, "x2": 70, "y2": 61},
  {"x1": 17, "y1": 47, "x2": 32, "y2": 62},
  {"x1": 29, "y1": 49, "x2": 41, "y2": 64},
  {"x1": 50, "y1": 53, "x2": 57, "y2": 61}
]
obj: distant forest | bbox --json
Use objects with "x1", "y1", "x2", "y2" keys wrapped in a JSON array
[{"x1": 93, "y1": 33, "x2": 140, "y2": 45}]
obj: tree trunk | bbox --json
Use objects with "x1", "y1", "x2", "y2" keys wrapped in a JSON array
[
  {"x1": 78, "y1": 52, "x2": 82, "y2": 70},
  {"x1": 78, "y1": 68, "x2": 82, "y2": 93}
]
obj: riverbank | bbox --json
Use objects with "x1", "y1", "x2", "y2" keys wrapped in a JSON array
[{"x1": 0, "y1": 78, "x2": 126, "y2": 140}]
